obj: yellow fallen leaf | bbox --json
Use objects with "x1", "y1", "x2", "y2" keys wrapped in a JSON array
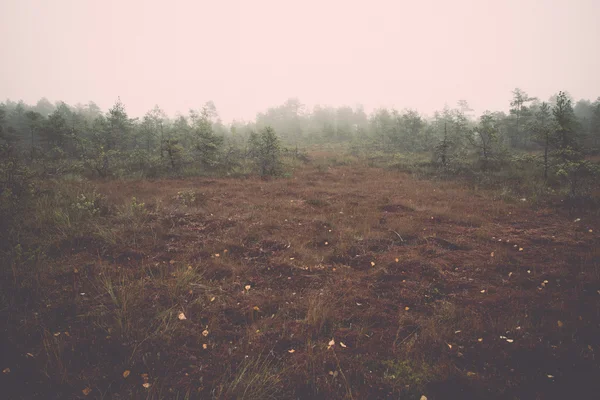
[
  {"x1": 224, "y1": 249, "x2": 228, "y2": 253},
  {"x1": 519, "y1": 248, "x2": 523, "y2": 252},
  {"x1": 2, "y1": 368, "x2": 10, "y2": 374},
  {"x1": 490, "y1": 252, "x2": 494, "y2": 257},
  {"x1": 210, "y1": 297, "x2": 215, "y2": 302},
  {"x1": 202, "y1": 330, "x2": 209, "y2": 337},
  {"x1": 340, "y1": 342, "x2": 347, "y2": 348},
  {"x1": 395, "y1": 258, "x2": 399, "y2": 262},
  {"x1": 141, "y1": 373, "x2": 148, "y2": 379},
  {"x1": 447, "y1": 343, "x2": 452, "y2": 349},
  {"x1": 82, "y1": 387, "x2": 92, "y2": 396},
  {"x1": 480, "y1": 290, "x2": 486, "y2": 293},
  {"x1": 328, "y1": 339, "x2": 335, "y2": 349},
  {"x1": 506, "y1": 338, "x2": 514, "y2": 343},
  {"x1": 245, "y1": 285, "x2": 251, "y2": 291},
  {"x1": 288, "y1": 349, "x2": 295, "y2": 353},
  {"x1": 589, "y1": 229, "x2": 593, "y2": 233},
  {"x1": 26, "y1": 353, "x2": 34, "y2": 358},
  {"x1": 143, "y1": 382, "x2": 151, "y2": 388},
  {"x1": 73, "y1": 268, "x2": 79, "y2": 273},
  {"x1": 478, "y1": 338, "x2": 483, "y2": 342},
  {"x1": 370, "y1": 261, "x2": 375, "y2": 267},
  {"x1": 467, "y1": 371, "x2": 476, "y2": 377},
  {"x1": 178, "y1": 312, "x2": 187, "y2": 320},
  {"x1": 547, "y1": 374, "x2": 555, "y2": 379},
  {"x1": 253, "y1": 306, "x2": 260, "y2": 311},
  {"x1": 53, "y1": 332, "x2": 60, "y2": 337},
  {"x1": 405, "y1": 306, "x2": 410, "y2": 311},
  {"x1": 420, "y1": 396, "x2": 428, "y2": 400},
  {"x1": 203, "y1": 343, "x2": 208, "y2": 349},
  {"x1": 215, "y1": 253, "x2": 220, "y2": 257},
  {"x1": 123, "y1": 370, "x2": 130, "y2": 378},
  {"x1": 324, "y1": 242, "x2": 328, "y2": 245},
  {"x1": 557, "y1": 320, "x2": 563, "y2": 328}
]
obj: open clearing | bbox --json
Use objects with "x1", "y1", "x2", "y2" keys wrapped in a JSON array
[{"x1": 2, "y1": 160, "x2": 600, "y2": 399}]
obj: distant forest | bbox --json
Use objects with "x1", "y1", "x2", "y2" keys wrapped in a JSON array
[{"x1": 1, "y1": 89, "x2": 600, "y2": 192}]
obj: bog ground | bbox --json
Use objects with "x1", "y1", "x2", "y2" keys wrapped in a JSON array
[{"x1": 2, "y1": 159, "x2": 600, "y2": 399}]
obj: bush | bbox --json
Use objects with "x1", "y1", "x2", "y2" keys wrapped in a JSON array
[
  {"x1": 248, "y1": 127, "x2": 283, "y2": 177},
  {"x1": 0, "y1": 147, "x2": 35, "y2": 254},
  {"x1": 556, "y1": 159, "x2": 600, "y2": 197}
]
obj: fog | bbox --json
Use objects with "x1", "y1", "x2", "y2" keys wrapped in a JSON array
[{"x1": 1, "y1": 0, "x2": 599, "y2": 122}]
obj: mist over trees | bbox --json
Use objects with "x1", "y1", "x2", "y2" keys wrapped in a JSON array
[{"x1": 1, "y1": 89, "x2": 599, "y2": 194}]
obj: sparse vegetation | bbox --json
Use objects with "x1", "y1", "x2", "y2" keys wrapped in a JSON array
[
  {"x1": 1, "y1": 67, "x2": 600, "y2": 400},
  {"x1": 1, "y1": 151, "x2": 599, "y2": 398}
]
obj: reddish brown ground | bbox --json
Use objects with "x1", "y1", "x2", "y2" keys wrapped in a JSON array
[{"x1": 2, "y1": 160, "x2": 600, "y2": 399}]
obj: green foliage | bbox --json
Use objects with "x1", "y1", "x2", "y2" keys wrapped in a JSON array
[
  {"x1": 84, "y1": 146, "x2": 120, "y2": 178},
  {"x1": 40, "y1": 186, "x2": 108, "y2": 232},
  {"x1": 72, "y1": 192, "x2": 104, "y2": 216},
  {"x1": 382, "y1": 359, "x2": 433, "y2": 391},
  {"x1": 529, "y1": 102, "x2": 556, "y2": 179},
  {"x1": 248, "y1": 126, "x2": 282, "y2": 177},
  {"x1": 106, "y1": 98, "x2": 132, "y2": 150},
  {"x1": 434, "y1": 121, "x2": 453, "y2": 170},
  {"x1": 0, "y1": 149, "x2": 35, "y2": 251},
  {"x1": 193, "y1": 107, "x2": 224, "y2": 169},
  {"x1": 194, "y1": 129, "x2": 223, "y2": 169},
  {"x1": 163, "y1": 138, "x2": 184, "y2": 171},
  {"x1": 554, "y1": 149, "x2": 600, "y2": 197},
  {"x1": 118, "y1": 197, "x2": 148, "y2": 238},
  {"x1": 41, "y1": 109, "x2": 69, "y2": 152},
  {"x1": 176, "y1": 190, "x2": 203, "y2": 207},
  {"x1": 508, "y1": 88, "x2": 537, "y2": 148},
  {"x1": 553, "y1": 91, "x2": 578, "y2": 150},
  {"x1": 1, "y1": 93, "x2": 599, "y2": 202},
  {"x1": 469, "y1": 112, "x2": 500, "y2": 169}
]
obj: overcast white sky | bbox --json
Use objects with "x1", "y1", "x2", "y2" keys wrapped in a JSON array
[{"x1": 1, "y1": 0, "x2": 599, "y2": 122}]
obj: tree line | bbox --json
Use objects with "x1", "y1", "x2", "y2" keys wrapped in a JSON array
[{"x1": 1, "y1": 89, "x2": 599, "y2": 192}]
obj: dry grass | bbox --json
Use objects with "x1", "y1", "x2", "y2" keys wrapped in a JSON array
[{"x1": 1, "y1": 155, "x2": 600, "y2": 399}]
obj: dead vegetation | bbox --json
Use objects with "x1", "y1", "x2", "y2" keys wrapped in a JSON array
[{"x1": 1, "y1": 156, "x2": 599, "y2": 399}]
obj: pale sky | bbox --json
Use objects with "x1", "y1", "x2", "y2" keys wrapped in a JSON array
[{"x1": 1, "y1": 0, "x2": 599, "y2": 122}]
